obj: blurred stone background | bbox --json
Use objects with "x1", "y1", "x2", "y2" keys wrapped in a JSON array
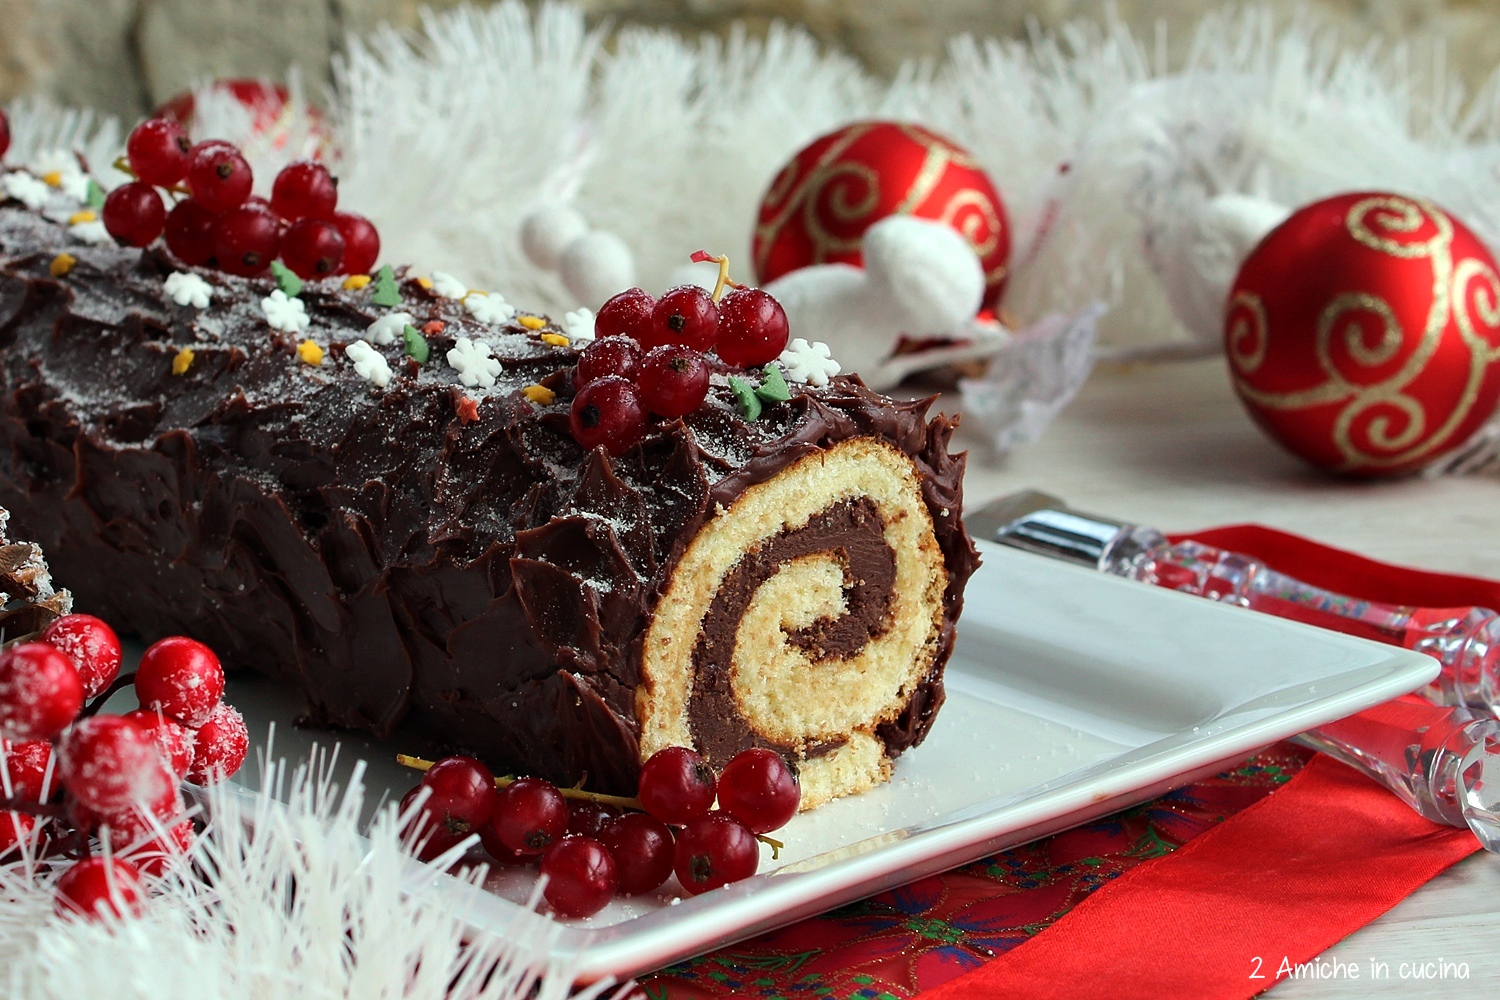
[{"x1": 2, "y1": 0, "x2": 1498, "y2": 118}]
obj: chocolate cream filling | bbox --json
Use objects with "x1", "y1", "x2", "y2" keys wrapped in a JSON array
[{"x1": 687, "y1": 497, "x2": 897, "y2": 768}]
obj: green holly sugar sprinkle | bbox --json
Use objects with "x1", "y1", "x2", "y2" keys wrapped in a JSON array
[
  {"x1": 270, "y1": 261, "x2": 303, "y2": 298},
  {"x1": 372, "y1": 264, "x2": 401, "y2": 307},
  {"x1": 86, "y1": 180, "x2": 106, "y2": 211},
  {"x1": 728, "y1": 376, "x2": 762, "y2": 421},
  {"x1": 403, "y1": 324, "x2": 430, "y2": 363}
]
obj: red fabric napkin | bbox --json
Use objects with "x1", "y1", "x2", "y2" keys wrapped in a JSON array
[{"x1": 923, "y1": 524, "x2": 1488, "y2": 999}]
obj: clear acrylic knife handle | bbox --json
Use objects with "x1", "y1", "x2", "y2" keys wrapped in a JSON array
[
  {"x1": 1110, "y1": 537, "x2": 1500, "y2": 714},
  {"x1": 1293, "y1": 698, "x2": 1500, "y2": 851}
]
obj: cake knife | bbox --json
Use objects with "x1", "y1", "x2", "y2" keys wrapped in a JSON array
[{"x1": 971, "y1": 490, "x2": 1500, "y2": 850}]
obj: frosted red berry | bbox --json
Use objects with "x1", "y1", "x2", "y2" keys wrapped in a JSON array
[
  {"x1": 212, "y1": 205, "x2": 281, "y2": 278},
  {"x1": 331, "y1": 212, "x2": 380, "y2": 275},
  {"x1": 41, "y1": 613, "x2": 122, "y2": 700},
  {"x1": 126, "y1": 118, "x2": 192, "y2": 186},
  {"x1": 540, "y1": 836, "x2": 617, "y2": 918},
  {"x1": 281, "y1": 218, "x2": 345, "y2": 279},
  {"x1": 135, "y1": 635, "x2": 224, "y2": 727},
  {"x1": 164, "y1": 198, "x2": 218, "y2": 267},
  {"x1": 490, "y1": 776, "x2": 568, "y2": 856},
  {"x1": 1, "y1": 738, "x2": 54, "y2": 801},
  {"x1": 674, "y1": 812, "x2": 759, "y2": 895},
  {"x1": 122, "y1": 709, "x2": 195, "y2": 778},
  {"x1": 185, "y1": 702, "x2": 248, "y2": 784},
  {"x1": 569, "y1": 376, "x2": 647, "y2": 456},
  {"x1": 100, "y1": 785, "x2": 192, "y2": 876},
  {"x1": 414, "y1": 755, "x2": 499, "y2": 839},
  {"x1": 0, "y1": 810, "x2": 33, "y2": 858},
  {"x1": 0, "y1": 642, "x2": 84, "y2": 742},
  {"x1": 595, "y1": 287, "x2": 655, "y2": 343},
  {"x1": 576, "y1": 335, "x2": 643, "y2": 388},
  {"x1": 55, "y1": 857, "x2": 145, "y2": 921},
  {"x1": 566, "y1": 799, "x2": 618, "y2": 839},
  {"x1": 647, "y1": 285, "x2": 719, "y2": 351},
  {"x1": 186, "y1": 140, "x2": 253, "y2": 214},
  {"x1": 716, "y1": 747, "x2": 800, "y2": 833},
  {"x1": 598, "y1": 812, "x2": 675, "y2": 895},
  {"x1": 639, "y1": 345, "x2": 711, "y2": 418},
  {"x1": 271, "y1": 160, "x2": 338, "y2": 222},
  {"x1": 715, "y1": 287, "x2": 789, "y2": 368},
  {"x1": 637, "y1": 746, "x2": 716, "y2": 825},
  {"x1": 102, "y1": 182, "x2": 167, "y2": 247},
  {"x1": 59, "y1": 715, "x2": 174, "y2": 815}
]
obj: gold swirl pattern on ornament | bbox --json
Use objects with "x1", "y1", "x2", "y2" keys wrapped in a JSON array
[
  {"x1": 1229, "y1": 195, "x2": 1499, "y2": 470},
  {"x1": 754, "y1": 123, "x2": 876, "y2": 273},
  {"x1": 801, "y1": 161, "x2": 882, "y2": 257},
  {"x1": 940, "y1": 189, "x2": 1003, "y2": 260},
  {"x1": 1226, "y1": 291, "x2": 1270, "y2": 375},
  {"x1": 892, "y1": 144, "x2": 950, "y2": 216}
]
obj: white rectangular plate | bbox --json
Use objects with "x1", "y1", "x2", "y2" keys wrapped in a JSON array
[{"x1": 220, "y1": 541, "x2": 1439, "y2": 984}]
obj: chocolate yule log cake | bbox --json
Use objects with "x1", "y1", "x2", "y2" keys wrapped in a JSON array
[{"x1": 0, "y1": 191, "x2": 977, "y2": 808}]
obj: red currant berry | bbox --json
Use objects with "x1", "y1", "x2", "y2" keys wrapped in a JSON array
[
  {"x1": 0, "y1": 642, "x2": 83, "y2": 741},
  {"x1": 271, "y1": 160, "x2": 338, "y2": 222},
  {"x1": 576, "y1": 335, "x2": 643, "y2": 388},
  {"x1": 0, "y1": 810, "x2": 33, "y2": 858},
  {"x1": 647, "y1": 285, "x2": 719, "y2": 351},
  {"x1": 59, "y1": 715, "x2": 174, "y2": 815},
  {"x1": 101, "y1": 182, "x2": 167, "y2": 247},
  {"x1": 186, "y1": 140, "x2": 253, "y2": 214},
  {"x1": 539, "y1": 836, "x2": 617, "y2": 918},
  {"x1": 566, "y1": 798, "x2": 618, "y2": 839},
  {"x1": 400, "y1": 785, "x2": 467, "y2": 861},
  {"x1": 331, "y1": 212, "x2": 380, "y2": 275},
  {"x1": 569, "y1": 376, "x2": 647, "y2": 456},
  {"x1": 716, "y1": 747, "x2": 800, "y2": 833},
  {"x1": 715, "y1": 287, "x2": 790, "y2": 368},
  {"x1": 637, "y1": 746, "x2": 716, "y2": 825},
  {"x1": 595, "y1": 287, "x2": 655, "y2": 342},
  {"x1": 416, "y1": 755, "x2": 499, "y2": 836},
  {"x1": 280, "y1": 217, "x2": 345, "y2": 279},
  {"x1": 1, "y1": 738, "x2": 54, "y2": 801},
  {"x1": 164, "y1": 198, "x2": 219, "y2": 266},
  {"x1": 41, "y1": 613, "x2": 122, "y2": 700},
  {"x1": 122, "y1": 709, "x2": 195, "y2": 778},
  {"x1": 135, "y1": 635, "x2": 224, "y2": 727},
  {"x1": 55, "y1": 857, "x2": 145, "y2": 921},
  {"x1": 0, "y1": 109, "x2": 9, "y2": 161},
  {"x1": 478, "y1": 823, "x2": 534, "y2": 866},
  {"x1": 211, "y1": 205, "x2": 281, "y2": 277},
  {"x1": 126, "y1": 118, "x2": 192, "y2": 186},
  {"x1": 639, "y1": 345, "x2": 711, "y2": 418},
  {"x1": 598, "y1": 812, "x2": 674, "y2": 895},
  {"x1": 674, "y1": 812, "x2": 759, "y2": 895},
  {"x1": 489, "y1": 777, "x2": 568, "y2": 856},
  {"x1": 184, "y1": 702, "x2": 248, "y2": 784}
]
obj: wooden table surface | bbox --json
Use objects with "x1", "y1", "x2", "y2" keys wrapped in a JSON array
[{"x1": 951, "y1": 357, "x2": 1499, "y2": 997}]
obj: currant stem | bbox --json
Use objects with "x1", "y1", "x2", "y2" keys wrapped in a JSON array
[
  {"x1": 109, "y1": 158, "x2": 190, "y2": 196},
  {"x1": 689, "y1": 250, "x2": 745, "y2": 303},
  {"x1": 395, "y1": 753, "x2": 645, "y2": 811},
  {"x1": 755, "y1": 833, "x2": 784, "y2": 860},
  {"x1": 77, "y1": 671, "x2": 137, "y2": 719},
  {"x1": 0, "y1": 796, "x2": 64, "y2": 819}
]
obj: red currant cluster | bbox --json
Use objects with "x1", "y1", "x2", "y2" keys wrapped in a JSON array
[
  {"x1": 102, "y1": 116, "x2": 380, "y2": 280},
  {"x1": 401, "y1": 744, "x2": 798, "y2": 919},
  {"x1": 570, "y1": 267, "x2": 792, "y2": 455},
  {"x1": 0, "y1": 615, "x2": 248, "y2": 921}
]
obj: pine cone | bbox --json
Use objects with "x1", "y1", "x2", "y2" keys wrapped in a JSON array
[{"x1": 0, "y1": 506, "x2": 71, "y2": 644}]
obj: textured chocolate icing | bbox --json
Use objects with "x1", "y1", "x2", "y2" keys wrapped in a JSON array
[{"x1": 0, "y1": 199, "x2": 978, "y2": 794}]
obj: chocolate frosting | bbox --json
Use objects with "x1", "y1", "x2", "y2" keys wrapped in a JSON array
[{"x1": 0, "y1": 201, "x2": 980, "y2": 794}]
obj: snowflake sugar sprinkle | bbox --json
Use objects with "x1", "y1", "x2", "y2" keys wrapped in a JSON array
[
  {"x1": 69, "y1": 219, "x2": 111, "y2": 245},
  {"x1": 463, "y1": 291, "x2": 515, "y2": 325},
  {"x1": 430, "y1": 271, "x2": 469, "y2": 300},
  {"x1": 563, "y1": 307, "x2": 596, "y2": 343},
  {"x1": 164, "y1": 272, "x2": 214, "y2": 309},
  {"x1": 262, "y1": 290, "x2": 311, "y2": 333},
  {"x1": 3, "y1": 172, "x2": 51, "y2": 210},
  {"x1": 779, "y1": 338, "x2": 841, "y2": 386},
  {"x1": 345, "y1": 341, "x2": 392, "y2": 387},
  {"x1": 365, "y1": 311, "x2": 414, "y2": 346},
  {"x1": 446, "y1": 337, "x2": 502, "y2": 389}
]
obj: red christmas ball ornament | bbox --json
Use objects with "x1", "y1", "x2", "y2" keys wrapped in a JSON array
[
  {"x1": 753, "y1": 121, "x2": 1010, "y2": 307},
  {"x1": 1226, "y1": 192, "x2": 1500, "y2": 477},
  {"x1": 156, "y1": 79, "x2": 330, "y2": 156}
]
